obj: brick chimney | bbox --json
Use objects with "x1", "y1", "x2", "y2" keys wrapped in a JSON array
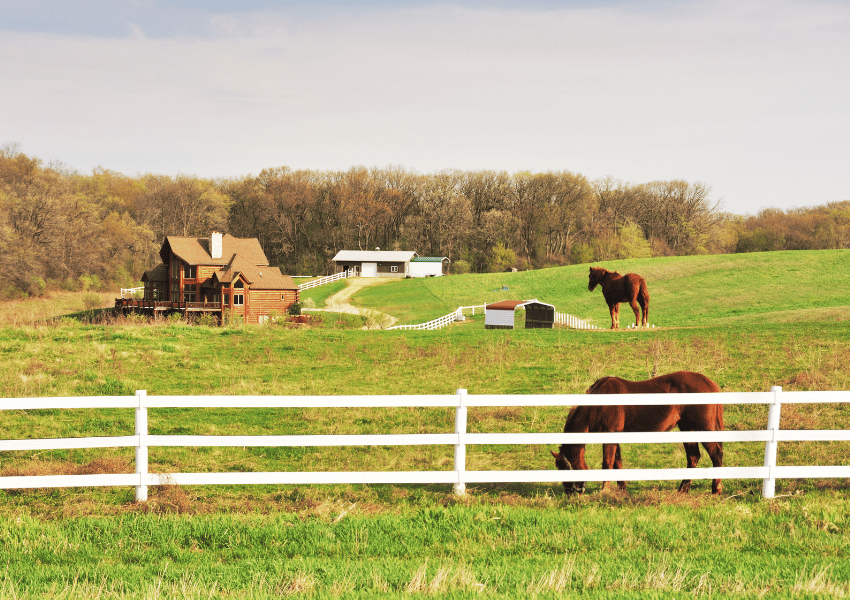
[{"x1": 211, "y1": 231, "x2": 223, "y2": 260}]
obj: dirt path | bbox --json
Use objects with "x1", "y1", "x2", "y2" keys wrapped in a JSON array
[{"x1": 322, "y1": 277, "x2": 398, "y2": 329}]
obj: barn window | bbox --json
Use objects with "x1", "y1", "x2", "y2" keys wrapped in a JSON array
[
  {"x1": 391, "y1": 266, "x2": 398, "y2": 272},
  {"x1": 233, "y1": 294, "x2": 244, "y2": 306}
]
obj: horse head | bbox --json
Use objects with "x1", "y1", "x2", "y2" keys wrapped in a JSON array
[
  {"x1": 587, "y1": 267, "x2": 608, "y2": 292},
  {"x1": 550, "y1": 447, "x2": 587, "y2": 495}
]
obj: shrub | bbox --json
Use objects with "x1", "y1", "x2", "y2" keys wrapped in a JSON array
[{"x1": 452, "y1": 259, "x2": 471, "y2": 274}]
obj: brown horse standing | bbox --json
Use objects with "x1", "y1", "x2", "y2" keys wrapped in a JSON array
[
  {"x1": 588, "y1": 266, "x2": 649, "y2": 329},
  {"x1": 550, "y1": 371, "x2": 724, "y2": 495}
]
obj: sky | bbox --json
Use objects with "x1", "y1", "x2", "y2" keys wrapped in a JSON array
[{"x1": 1, "y1": 0, "x2": 848, "y2": 215}]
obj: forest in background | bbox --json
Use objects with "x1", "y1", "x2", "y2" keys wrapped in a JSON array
[{"x1": 1, "y1": 142, "x2": 849, "y2": 299}]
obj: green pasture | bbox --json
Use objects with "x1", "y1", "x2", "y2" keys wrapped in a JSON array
[
  {"x1": 353, "y1": 249, "x2": 850, "y2": 327},
  {"x1": 1, "y1": 250, "x2": 849, "y2": 598}
]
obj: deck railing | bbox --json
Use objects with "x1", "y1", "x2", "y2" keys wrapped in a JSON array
[{"x1": 2, "y1": 387, "x2": 849, "y2": 502}]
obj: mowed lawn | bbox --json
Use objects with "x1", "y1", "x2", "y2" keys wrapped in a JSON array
[{"x1": 1, "y1": 249, "x2": 850, "y2": 598}]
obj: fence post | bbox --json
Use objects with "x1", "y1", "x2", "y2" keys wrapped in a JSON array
[
  {"x1": 762, "y1": 386, "x2": 782, "y2": 499},
  {"x1": 135, "y1": 390, "x2": 148, "y2": 502},
  {"x1": 454, "y1": 388, "x2": 468, "y2": 497}
]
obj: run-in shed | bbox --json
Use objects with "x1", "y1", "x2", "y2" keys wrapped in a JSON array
[{"x1": 484, "y1": 299, "x2": 556, "y2": 329}]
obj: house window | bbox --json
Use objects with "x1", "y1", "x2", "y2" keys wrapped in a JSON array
[
  {"x1": 223, "y1": 292, "x2": 229, "y2": 306},
  {"x1": 233, "y1": 294, "x2": 244, "y2": 306},
  {"x1": 183, "y1": 285, "x2": 196, "y2": 302},
  {"x1": 171, "y1": 283, "x2": 179, "y2": 303},
  {"x1": 234, "y1": 279, "x2": 244, "y2": 288},
  {"x1": 184, "y1": 264, "x2": 197, "y2": 279},
  {"x1": 391, "y1": 266, "x2": 398, "y2": 273}
]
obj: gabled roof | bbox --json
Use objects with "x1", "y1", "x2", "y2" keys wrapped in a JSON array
[
  {"x1": 213, "y1": 254, "x2": 298, "y2": 291},
  {"x1": 486, "y1": 299, "x2": 555, "y2": 311},
  {"x1": 162, "y1": 234, "x2": 269, "y2": 267},
  {"x1": 332, "y1": 250, "x2": 417, "y2": 263},
  {"x1": 411, "y1": 256, "x2": 449, "y2": 263},
  {"x1": 141, "y1": 264, "x2": 167, "y2": 282}
]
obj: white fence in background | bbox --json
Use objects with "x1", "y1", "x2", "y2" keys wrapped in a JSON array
[
  {"x1": 2, "y1": 388, "x2": 849, "y2": 502},
  {"x1": 388, "y1": 306, "x2": 600, "y2": 331},
  {"x1": 297, "y1": 270, "x2": 353, "y2": 291},
  {"x1": 555, "y1": 312, "x2": 599, "y2": 329},
  {"x1": 119, "y1": 287, "x2": 144, "y2": 299},
  {"x1": 387, "y1": 305, "x2": 486, "y2": 331}
]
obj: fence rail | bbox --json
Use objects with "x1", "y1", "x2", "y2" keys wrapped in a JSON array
[
  {"x1": 297, "y1": 270, "x2": 353, "y2": 291},
  {"x1": 388, "y1": 306, "x2": 600, "y2": 331},
  {"x1": 2, "y1": 388, "x2": 849, "y2": 501},
  {"x1": 119, "y1": 286, "x2": 144, "y2": 299}
]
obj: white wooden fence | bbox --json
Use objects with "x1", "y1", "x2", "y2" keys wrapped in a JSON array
[
  {"x1": 2, "y1": 387, "x2": 849, "y2": 502},
  {"x1": 388, "y1": 306, "x2": 599, "y2": 331},
  {"x1": 297, "y1": 270, "x2": 353, "y2": 291},
  {"x1": 555, "y1": 312, "x2": 599, "y2": 329},
  {"x1": 387, "y1": 304, "x2": 486, "y2": 331}
]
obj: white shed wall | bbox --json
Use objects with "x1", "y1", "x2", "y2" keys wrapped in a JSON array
[
  {"x1": 485, "y1": 309, "x2": 515, "y2": 329},
  {"x1": 409, "y1": 262, "x2": 443, "y2": 278}
]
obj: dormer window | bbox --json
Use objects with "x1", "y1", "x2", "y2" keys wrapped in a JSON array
[{"x1": 234, "y1": 280, "x2": 244, "y2": 288}]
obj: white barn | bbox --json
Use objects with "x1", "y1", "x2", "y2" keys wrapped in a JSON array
[
  {"x1": 409, "y1": 257, "x2": 450, "y2": 278},
  {"x1": 332, "y1": 250, "x2": 449, "y2": 278}
]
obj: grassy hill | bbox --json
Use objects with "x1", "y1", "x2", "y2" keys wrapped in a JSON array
[
  {"x1": 351, "y1": 250, "x2": 850, "y2": 328},
  {"x1": 2, "y1": 250, "x2": 850, "y2": 598}
]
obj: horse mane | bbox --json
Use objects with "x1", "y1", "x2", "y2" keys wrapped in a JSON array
[{"x1": 585, "y1": 376, "x2": 615, "y2": 394}]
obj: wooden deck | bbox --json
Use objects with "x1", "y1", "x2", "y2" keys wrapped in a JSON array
[{"x1": 114, "y1": 299, "x2": 223, "y2": 313}]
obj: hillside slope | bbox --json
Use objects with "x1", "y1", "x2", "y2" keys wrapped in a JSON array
[{"x1": 352, "y1": 250, "x2": 850, "y2": 328}]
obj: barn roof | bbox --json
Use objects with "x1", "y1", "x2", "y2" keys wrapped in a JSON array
[
  {"x1": 411, "y1": 256, "x2": 449, "y2": 262},
  {"x1": 332, "y1": 250, "x2": 417, "y2": 262}
]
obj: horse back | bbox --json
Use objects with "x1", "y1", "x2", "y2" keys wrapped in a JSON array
[{"x1": 582, "y1": 371, "x2": 723, "y2": 432}]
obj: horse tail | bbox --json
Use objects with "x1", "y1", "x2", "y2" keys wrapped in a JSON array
[{"x1": 638, "y1": 277, "x2": 650, "y2": 323}]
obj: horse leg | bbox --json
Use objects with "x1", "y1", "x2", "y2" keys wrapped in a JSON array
[
  {"x1": 639, "y1": 284, "x2": 649, "y2": 326},
  {"x1": 702, "y1": 441, "x2": 724, "y2": 495},
  {"x1": 678, "y1": 442, "x2": 702, "y2": 493},
  {"x1": 609, "y1": 303, "x2": 619, "y2": 329},
  {"x1": 601, "y1": 443, "x2": 619, "y2": 492},
  {"x1": 614, "y1": 443, "x2": 627, "y2": 492},
  {"x1": 628, "y1": 299, "x2": 641, "y2": 328}
]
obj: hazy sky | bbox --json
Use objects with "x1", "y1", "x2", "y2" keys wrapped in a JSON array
[{"x1": 2, "y1": 0, "x2": 847, "y2": 215}]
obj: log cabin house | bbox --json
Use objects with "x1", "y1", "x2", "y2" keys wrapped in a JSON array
[{"x1": 116, "y1": 232, "x2": 299, "y2": 324}]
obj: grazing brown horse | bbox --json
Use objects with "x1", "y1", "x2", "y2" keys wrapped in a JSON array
[
  {"x1": 551, "y1": 371, "x2": 724, "y2": 495},
  {"x1": 588, "y1": 266, "x2": 649, "y2": 329}
]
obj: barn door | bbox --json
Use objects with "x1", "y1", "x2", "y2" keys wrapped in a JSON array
[{"x1": 362, "y1": 262, "x2": 378, "y2": 277}]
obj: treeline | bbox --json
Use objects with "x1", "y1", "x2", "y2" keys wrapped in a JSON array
[{"x1": 1, "y1": 143, "x2": 848, "y2": 299}]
